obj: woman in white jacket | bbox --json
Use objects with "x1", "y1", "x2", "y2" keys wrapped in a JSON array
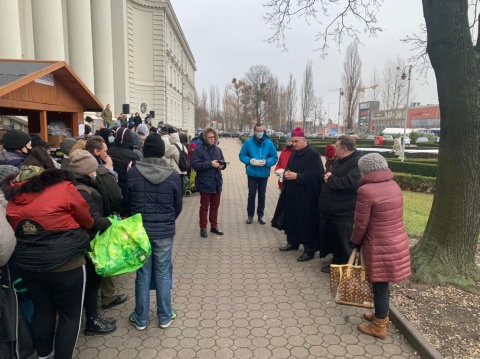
[{"x1": 165, "y1": 132, "x2": 188, "y2": 176}]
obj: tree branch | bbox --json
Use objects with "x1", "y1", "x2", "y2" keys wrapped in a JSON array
[{"x1": 263, "y1": 0, "x2": 384, "y2": 56}]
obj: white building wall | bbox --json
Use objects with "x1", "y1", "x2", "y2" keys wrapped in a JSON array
[{"x1": 3, "y1": 0, "x2": 195, "y2": 132}]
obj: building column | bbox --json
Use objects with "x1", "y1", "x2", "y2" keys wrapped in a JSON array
[
  {"x1": 91, "y1": 0, "x2": 115, "y2": 110},
  {"x1": 0, "y1": 0, "x2": 22, "y2": 58},
  {"x1": 31, "y1": 0, "x2": 65, "y2": 60},
  {"x1": 66, "y1": 0, "x2": 95, "y2": 92}
]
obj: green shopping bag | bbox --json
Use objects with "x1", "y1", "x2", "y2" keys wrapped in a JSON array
[{"x1": 87, "y1": 214, "x2": 151, "y2": 277}]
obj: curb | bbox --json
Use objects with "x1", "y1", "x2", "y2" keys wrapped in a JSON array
[{"x1": 389, "y1": 303, "x2": 444, "y2": 359}]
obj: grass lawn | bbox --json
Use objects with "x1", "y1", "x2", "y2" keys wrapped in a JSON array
[{"x1": 402, "y1": 191, "x2": 434, "y2": 238}]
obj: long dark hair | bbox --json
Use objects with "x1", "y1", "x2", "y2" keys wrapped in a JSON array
[{"x1": 24, "y1": 147, "x2": 55, "y2": 169}]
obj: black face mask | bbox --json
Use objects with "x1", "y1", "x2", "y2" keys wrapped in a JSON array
[
  {"x1": 286, "y1": 145, "x2": 293, "y2": 149},
  {"x1": 21, "y1": 147, "x2": 32, "y2": 155}
]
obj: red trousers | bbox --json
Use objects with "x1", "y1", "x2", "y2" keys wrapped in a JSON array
[{"x1": 199, "y1": 192, "x2": 221, "y2": 229}]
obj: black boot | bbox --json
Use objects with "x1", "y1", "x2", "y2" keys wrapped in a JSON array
[
  {"x1": 85, "y1": 315, "x2": 117, "y2": 336},
  {"x1": 279, "y1": 243, "x2": 299, "y2": 251},
  {"x1": 297, "y1": 251, "x2": 315, "y2": 262}
]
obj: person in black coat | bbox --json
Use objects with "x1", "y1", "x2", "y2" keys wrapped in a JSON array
[
  {"x1": 191, "y1": 126, "x2": 226, "y2": 238},
  {"x1": 107, "y1": 128, "x2": 140, "y2": 215},
  {"x1": 133, "y1": 112, "x2": 142, "y2": 129},
  {"x1": 272, "y1": 127, "x2": 324, "y2": 262},
  {"x1": 126, "y1": 133, "x2": 182, "y2": 330},
  {"x1": 69, "y1": 150, "x2": 117, "y2": 336},
  {"x1": 318, "y1": 135, "x2": 362, "y2": 272}
]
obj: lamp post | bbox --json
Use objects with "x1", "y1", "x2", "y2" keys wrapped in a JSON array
[
  {"x1": 337, "y1": 88, "x2": 344, "y2": 133},
  {"x1": 400, "y1": 66, "x2": 412, "y2": 162}
]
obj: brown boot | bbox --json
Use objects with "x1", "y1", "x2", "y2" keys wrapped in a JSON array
[
  {"x1": 363, "y1": 312, "x2": 389, "y2": 323},
  {"x1": 358, "y1": 316, "x2": 389, "y2": 340}
]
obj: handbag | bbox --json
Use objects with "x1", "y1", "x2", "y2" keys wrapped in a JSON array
[
  {"x1": 330, "y1": 248, "x2": 374, "y2": 309},
  {"x1": 87, "y1": 214, "x2": 151, "y2": 277}
]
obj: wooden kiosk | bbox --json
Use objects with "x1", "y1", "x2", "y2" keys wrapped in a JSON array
[{"x1": 0, "y1": 59, "x2": 103, "y2": 146}]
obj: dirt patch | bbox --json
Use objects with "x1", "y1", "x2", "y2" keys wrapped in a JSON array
[{"x1": 390, "y1": 243, "x2": 480, "y2": 359}]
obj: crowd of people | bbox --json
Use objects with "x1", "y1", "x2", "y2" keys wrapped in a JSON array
[{"x1": 0, "y1": 121, "x2": 411, "y2": 358}]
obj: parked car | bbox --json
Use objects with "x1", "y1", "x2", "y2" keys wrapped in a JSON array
[
  {"x1": 397, "y1": 135, "x2": 411, "y2": 145},
  {"x1": 383, "y1": 135, "x2": 394, "y2": 141},
  {"x1": 365, "y1": 135, "x2": 375, "y2": 140},
  {"x1": 271, "y1": 132, "x2": 286, "y2": 138},
  {"x1": 232, "y1": 131, "x2": 243, "y2": 138},
  {"x1": 221, "y1": 131, "x2": 231, "y2": 138},
  {"x1": 416, "y1": 136, "x2": 429, "y2": 143}
]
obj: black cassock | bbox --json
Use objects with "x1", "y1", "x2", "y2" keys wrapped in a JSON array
[{"x1": 271, "y1": 144, "x2": 324, "y2": 253}]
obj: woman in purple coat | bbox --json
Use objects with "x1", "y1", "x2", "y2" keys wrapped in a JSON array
[{"x1": 350, "y1": 153, "x2": 411, "y2": 340}]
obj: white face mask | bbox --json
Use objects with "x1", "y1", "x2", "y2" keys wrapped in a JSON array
[
  {"x1": 108, "y1": 136, "x2": 115, "y2": 144},
  {"x1": 92, "y1": 172, "x2": 97, "y2": 181},
  {"x1": 255, "y1": 132, "x2": 264, "y2": 139}
]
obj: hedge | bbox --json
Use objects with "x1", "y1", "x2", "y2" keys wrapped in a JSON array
[
  {"x1": 386, "y1": 160, "x2": 437, "y2": 177},
  {"x1": 393, "y1": 173, "x2": 436, "y2": 193}
]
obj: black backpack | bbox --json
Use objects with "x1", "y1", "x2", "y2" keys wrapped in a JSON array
[{"x1": 173, "y1": 143, "x2": 190, "y2": 172}]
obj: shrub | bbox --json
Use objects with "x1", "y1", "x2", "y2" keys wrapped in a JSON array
[
  {"x1": 393, "y1": 173, "x2": 436, "y2": 193},
  {"x1": 386, "y1": 159, "x2": 437, "y2": 177}
]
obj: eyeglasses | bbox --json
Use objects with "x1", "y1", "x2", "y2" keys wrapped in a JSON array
[{"x1": 207, "y1": 136, "x2": 215, "y2": 139}]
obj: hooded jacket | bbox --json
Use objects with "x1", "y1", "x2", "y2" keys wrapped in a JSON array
[
  {"x1": 2, "y1": 169, "x2": 93, "y2": 272},
  {"x1": 239, "y1": 133, "x2": 278, "y2": 178},
  {"x1": 165, "y1": 133, "x2": 188, "y2": 174},
  {"x1": 319, "y1": 149, "x2": 362, "y2": 219},
  {"x1": 350, "y1": 169, "x2": 411, "y2": 282},
  {"x1": 191, "y1": 127, "x2": 226, "y2": 193},
  {"x1": 108, "y1": 127, "x2": 140, "y2": 197},
  {"x1": 126, "y1": 158, "x2": 182, "y2": 239}
]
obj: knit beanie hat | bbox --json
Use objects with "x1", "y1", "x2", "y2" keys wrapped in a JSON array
[
  {"x1": 358, "y1": 153, "x2": 389, "y2": 174},
  {"x1": 2, "y1": 130, "x2": 31, "y2": 150},
  {"x1": 0, "y1": 165, "x2": 20, "y2": 184},
  {"x1": 325, "y1": 144, "x2": 336, "y2": 159},
  {"x1": 143, "y1": 133, "x2": 165, "y2": 158},
  {"x1": 291, "y1": 127, "x2": 305, "y2": 138},
  {"x1": 137, "y1": 124, "x2": 149, "y2": 136},
  {"x1": 69, "y1": 150, "x2": 98, "y2": 174},
  {"x1": 285, "y1": 133, "x2": 292, "y2": 140},
  {"x1": 60, "y1": 138, "x2": 77, "y2": 156},
  {"x1": 30, "y1": 134, "x2": 49, "y2": 148}
]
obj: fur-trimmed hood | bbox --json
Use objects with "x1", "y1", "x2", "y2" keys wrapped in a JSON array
[
  {"x1": 2, "y1": 168, "x2": 74, "y2": 203},
  {"x1": 201, "y1": 126, "x2": 218, "y2": 144}
]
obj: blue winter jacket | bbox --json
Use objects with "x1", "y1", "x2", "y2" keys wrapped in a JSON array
[
  {"x1": 126, "y1": 158, "x2": 182, "y2": 240},
  {"x1": 191, "y1": 141, "x2": 226, "y2": 193},
  {"x1": 239, "y1": 135, "x2": 278, "y2": 178}
]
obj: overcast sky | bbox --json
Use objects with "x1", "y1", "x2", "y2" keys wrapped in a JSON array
[{"x1": 171, "y1": 0, "x2": 438, "y2": 120}]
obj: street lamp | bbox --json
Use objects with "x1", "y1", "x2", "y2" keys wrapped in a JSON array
[
  {"x1": 400, "y1": 66, "x2": 412, "y2": 162},
  {"x1": 337, "y1": 88, "x2": 344, "y2": 132}
]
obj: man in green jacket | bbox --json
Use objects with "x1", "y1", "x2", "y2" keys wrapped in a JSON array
[{"x1": 102, "y1": 104, "x2": 113, "y2": 129}]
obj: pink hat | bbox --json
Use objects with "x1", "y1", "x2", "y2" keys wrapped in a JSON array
[{"x1": 291, "y1": 127, "x2": 305, "y2": 138}]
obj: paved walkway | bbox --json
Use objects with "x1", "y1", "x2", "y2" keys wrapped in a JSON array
[{"x1": 74, "y1": 138, "x2": 418, "y2": 359}]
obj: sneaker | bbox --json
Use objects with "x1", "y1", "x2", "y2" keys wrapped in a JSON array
[
  {"x1": 129, "y1": 313, "x2": 146, "y2": 331},
  {"x1": 159, "y1": 310, "x2": 177, "y2": 328}
]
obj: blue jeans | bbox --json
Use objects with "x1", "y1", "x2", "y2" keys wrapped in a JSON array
[
  {"x1": 247, "y1": 176, "x2": 268, "y2": 217},
  {"x1": 133, "y1": 237, "x2": 174, "y2": 326}
]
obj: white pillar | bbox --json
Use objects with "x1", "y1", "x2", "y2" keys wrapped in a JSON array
[
  {"x1": 91, "y1": 0, "x2": 115, "y2": 110},
  {"x1": 0, "y1": 0, "x2": 22, "y2": 58},
  {"x1": 66, "y1": 0, "x2": 95, "y2": 92},
  {"x1": 31, "y1": 0, "x2": 65, "y2": 60}
]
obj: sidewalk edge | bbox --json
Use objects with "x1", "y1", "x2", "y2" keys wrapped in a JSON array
[{"x1": 389, "y1": 303, "x2": 444, "y2": 359}]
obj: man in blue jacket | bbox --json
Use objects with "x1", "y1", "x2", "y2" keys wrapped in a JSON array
[{"x1": 239, "y1": 124, "x2": 278, "y2": 224}]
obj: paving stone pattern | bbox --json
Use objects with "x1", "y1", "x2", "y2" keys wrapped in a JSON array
[{"x1": 74, "y1": 138, "x2": 419, "y2": 359}]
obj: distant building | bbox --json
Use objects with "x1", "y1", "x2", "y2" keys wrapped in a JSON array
[
  {"x1": 370, "y1": 104, "x2": 440, "y2": 134},
  {"x1": 0, "y1": 0, "x2": 196, "y2": 134}
]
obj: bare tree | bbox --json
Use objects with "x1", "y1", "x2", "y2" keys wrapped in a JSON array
[
  {"x1": 285, "y1": 73, "x2": 297, "y2": 131},
  {"x1": 264, "y1": 76, "x2": 282, "y2": 130},
  {"x1": 342, "y1": 42, "x2": 362, "y2": 130},
  {"x1": 245, "y1": 65, "x2": 273, "y2": 123},
  {"x1": 313, "y1": 96, "x2": 324, "y2": 132},
  {"x1": 368, "y1": 67, "x2": 381, "y2": 102},
  {"x1": 209, "y1": 85, "x2": 221, "y2": 127},
  {"x1": 300, "y1": 59, "x2": 315, "y2": 131},
  {"x1": 194, "y1": 89, "x2": 210, "y2": 130},
  {"x1": 263, "y1": 0, "x2": 480, "y2": 287}
]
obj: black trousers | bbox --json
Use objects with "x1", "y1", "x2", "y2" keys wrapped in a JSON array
[
  {"x1": 247, "y1": 176, "x2": 268, "y2": 217},
  {"x1": 85, "y1": 257, "x2": 103, "y2": 319},
  {"x1": 373, "y1": 282, "x2": 390, "y2": 319},
  {"x1": 319, "y1": 217, "x2": 354, "y2": 264},
  {"x1": 20, "y1": 266, "x2": 86, "y2": 359}
]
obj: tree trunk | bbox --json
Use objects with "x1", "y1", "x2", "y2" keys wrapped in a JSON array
[{"x1": 412, "y1": 0, "x2": 480, "y2": 286}]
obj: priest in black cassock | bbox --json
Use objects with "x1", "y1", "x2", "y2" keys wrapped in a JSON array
[{"x1": 271, "y1": 127, "x2": 324, "y2": 262}]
